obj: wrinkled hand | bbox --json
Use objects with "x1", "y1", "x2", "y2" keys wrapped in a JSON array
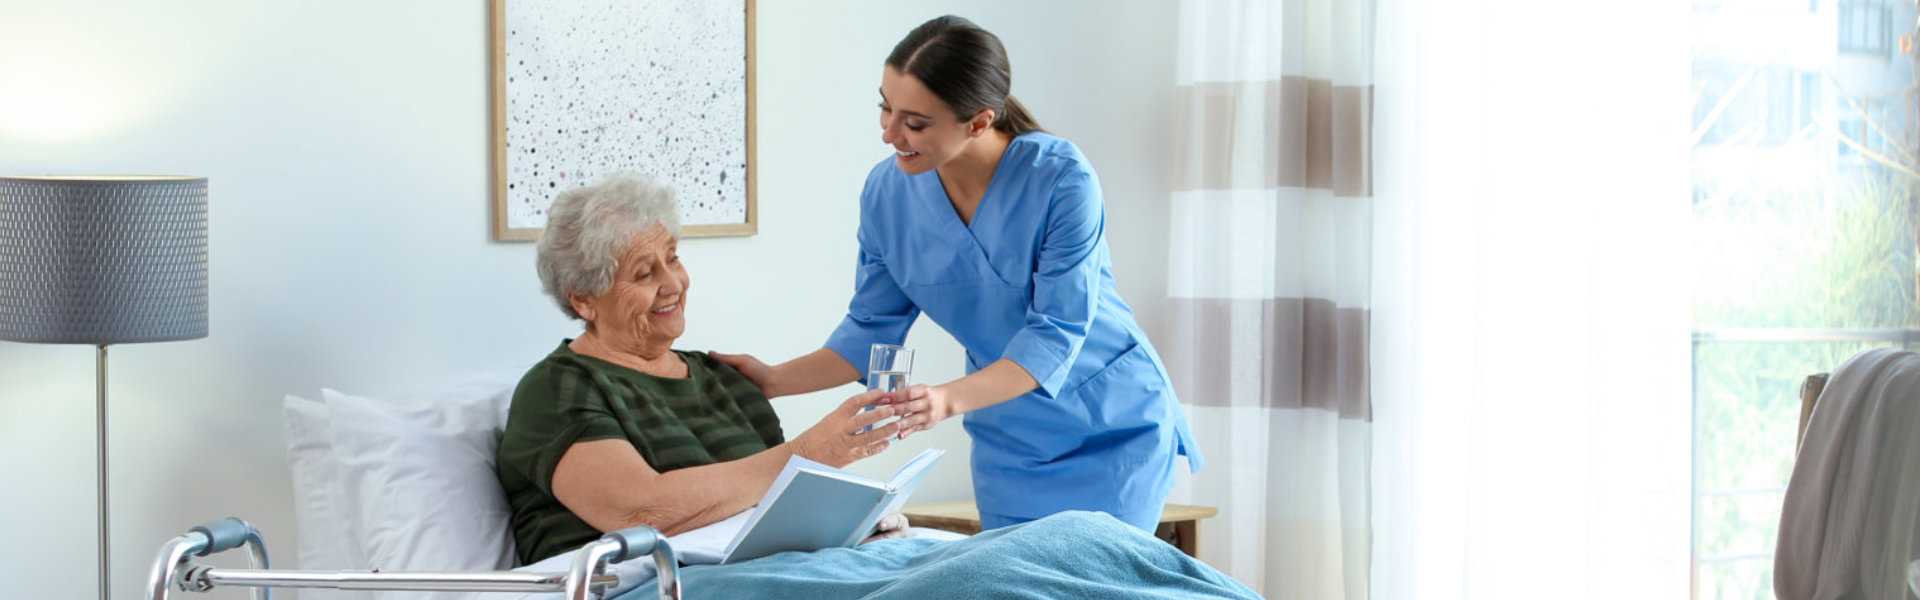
[
  {"x1": 890, "y1": 384, "x2": 955, "y2": 441},
  {"x1": 792, "y1": 389, "x2": 900, "y2": 468},
  {"x1": 709, "y1": 351, "x2": 779, "y2": 396},
  {"x1": 860, "y1": 513, "x2": 911, "y2": 545}
]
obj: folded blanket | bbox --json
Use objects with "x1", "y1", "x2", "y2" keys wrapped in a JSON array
[
  {"x1": 614, "y1": 511, "x2": 1258, "y2": 600},
  {"x1": 1775, "y1": 348, "x2": 1920, "y2": 600}
]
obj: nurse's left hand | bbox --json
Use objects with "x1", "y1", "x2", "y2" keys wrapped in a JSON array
[{"x1": 891, "y1": 384, "x2": 955, "y2": 440}]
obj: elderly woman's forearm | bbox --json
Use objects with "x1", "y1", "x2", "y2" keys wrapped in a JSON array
[
  {"x1": 553, "y1": 439, "x2": 798, "y2": 536},
  {"x1": 612, "y1": 432, "x2": 871, "y2": 535},
  {"x1": 644, "y1": 397, "x2": 902, "y2": 534},
  {"x1": 554, "y1": 391, "x2": 895, "y2": 538},
  {"x1": 630, "y1": 447, "x2": 801, "y2": 535}
]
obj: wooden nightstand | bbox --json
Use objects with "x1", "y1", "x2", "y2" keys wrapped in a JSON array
[{"x1": 899, "y1": 501, "x2": 1219, "y2": 558}]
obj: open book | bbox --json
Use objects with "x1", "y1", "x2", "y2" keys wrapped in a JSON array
[{"x1": 719, "y1": 447, "x2": 944, "y2": 564}]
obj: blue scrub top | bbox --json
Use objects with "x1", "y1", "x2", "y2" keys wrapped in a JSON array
[{"x1": 825, "y1": 132, "x2": 1203, "y2": 521}]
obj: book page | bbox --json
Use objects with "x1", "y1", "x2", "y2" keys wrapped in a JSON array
[
  {"x1": 721, "y1": 456, "x2": 887, "y2": 563},
  {"x1": 721, "y1": 449, "x2": 947, "y2": 563},
  {"x1": 723, "y1": 454, "x2": 819, "y2": 554},
  {"x1": 875, "y1": 448, "x2": 944, "y2": 524},
  {"x1": 842, "y1": 448, "x2": 946, "y2": 547},
  {"x1": 887, "y1": 448, "x2": 945, "y2": 491}
]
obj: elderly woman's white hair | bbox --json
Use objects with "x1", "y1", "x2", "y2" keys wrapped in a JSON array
[{"x1": 536, "y1": 172, "x2": 682, "y2": 320}]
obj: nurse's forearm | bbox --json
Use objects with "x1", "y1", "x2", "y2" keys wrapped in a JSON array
[
  {"x1": 940, "y1": 359, "x2": 1040, "y2": 414},
  {"x1": 768, "y1": 348, "x2": 862, "y2": 398}
]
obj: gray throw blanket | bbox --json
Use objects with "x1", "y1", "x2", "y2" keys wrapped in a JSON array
[{"x1": 1775, "y1": 348, "x2": 1920, "y2": 600}]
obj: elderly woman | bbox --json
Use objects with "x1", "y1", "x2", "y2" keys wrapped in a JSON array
[{"x1": 496, "y1": 172, "x2": 906, "y2": 566}]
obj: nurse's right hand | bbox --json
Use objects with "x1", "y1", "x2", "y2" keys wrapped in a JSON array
[{"x1": 710, "y1": 351, "x2": 779, "y2": 395}]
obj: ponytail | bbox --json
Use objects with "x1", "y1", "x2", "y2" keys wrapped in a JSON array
[{"x1": 995, "y1": 94, "x2": 1044, "y2": 136}]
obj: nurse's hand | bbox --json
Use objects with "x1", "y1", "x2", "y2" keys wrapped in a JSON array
[
  {"x1": 891, "y1": 384, "x2": 956, "y2": 441},
  {"x1": 709, "y1": 351, "x2": 779, "y2": 395}
]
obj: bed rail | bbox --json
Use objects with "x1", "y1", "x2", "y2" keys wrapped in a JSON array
[{"x1": 145, "y1": 517, "x2": 681, "y2": 600}]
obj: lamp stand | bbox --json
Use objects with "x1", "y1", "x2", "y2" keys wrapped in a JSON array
[
  {"x1": 0, "y1": 175, "x2": 208, "y2": 600},
  {"x1": 97, "y1": 344, "x2": 110, "y2": 600}
]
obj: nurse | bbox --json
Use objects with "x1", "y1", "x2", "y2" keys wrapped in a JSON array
[{"x1": 713, "y1": 15, "x2": 1201, "y2": 532}]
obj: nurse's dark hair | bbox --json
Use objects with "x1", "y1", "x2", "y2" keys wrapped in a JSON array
[{"x1": 886, "y1": 15, "x2": 1044, "y2": 136}]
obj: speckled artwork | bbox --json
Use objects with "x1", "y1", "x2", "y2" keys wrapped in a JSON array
[{"x1": 494, "y1": 0, "x2": 752, "y2": 239}]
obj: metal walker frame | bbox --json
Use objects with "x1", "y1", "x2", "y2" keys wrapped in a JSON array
[{"x1": 145, "y1": 518, "x2": 682, "y2": 600}]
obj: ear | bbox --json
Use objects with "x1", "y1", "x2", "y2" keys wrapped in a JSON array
[
  {"x1": 566, "y1": 292, "x2": 597, "y2": 322},
  {"x1": 967, "y1": 109, "x2": 996, "y2": 138}
]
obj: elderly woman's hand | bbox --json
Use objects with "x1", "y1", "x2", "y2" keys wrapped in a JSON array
[
  {"x1": 860, "y1": 512, "x2": 911, "y2": 544},
  {"x1": 791, "y1": 389, "x2": 902, "y2": 468}
]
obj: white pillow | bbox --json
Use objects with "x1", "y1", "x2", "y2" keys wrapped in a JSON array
[
  {"x1": 283, "y1": 393, "x2": 365, "y2": 575},
  {"x1": 286, "y1": 369, "x2": 523, "y2": 600},
  {"x1": 324, "y1": 370, "x2": 524, "y2": 580}
]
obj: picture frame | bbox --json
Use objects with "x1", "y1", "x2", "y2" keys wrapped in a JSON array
[{"x1": 490, "y1": 0, "x2": 757, "y2": 241}]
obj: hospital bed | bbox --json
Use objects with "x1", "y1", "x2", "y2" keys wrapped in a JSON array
[{"x1": 146, "y1": 368, "x2": 1257, "y2": 600}]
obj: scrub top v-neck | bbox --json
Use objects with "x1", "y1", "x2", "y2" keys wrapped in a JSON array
[{"x1": 825, "y1": 132, "x2": 1202, "y2": 525}]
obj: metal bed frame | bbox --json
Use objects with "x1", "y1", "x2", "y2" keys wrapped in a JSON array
[{"x1": 145, "y1": 518, "x2": 682, "y2": 600}]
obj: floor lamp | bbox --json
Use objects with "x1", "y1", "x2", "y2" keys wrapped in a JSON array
[{"x1": 0, "y1": 175, "x2": 209, "y2": 600}]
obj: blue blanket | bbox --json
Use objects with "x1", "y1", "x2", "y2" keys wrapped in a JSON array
[{"x1": 614, "y1": 511, "x2": 1259, "y2": 599}]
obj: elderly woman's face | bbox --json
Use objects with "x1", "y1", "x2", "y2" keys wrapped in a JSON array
[{"x1": 575, "y1": 224, "x2": 687, "y2": 351}]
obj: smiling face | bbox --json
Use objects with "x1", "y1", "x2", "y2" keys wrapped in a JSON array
[
  {"x1": 879, "y1": 65, "x2": 993, "y2": 175},
  {"x1": 567, "y1": 223, "x2": 687, "y2": 358}
]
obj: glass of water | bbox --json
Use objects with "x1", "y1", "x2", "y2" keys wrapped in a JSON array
[
  {"x1": 868, "y1": 343, "x2": 914, "y2": 394},
  {"x1": 865, "y1": 343, "x2": 913, "y2": 430}
]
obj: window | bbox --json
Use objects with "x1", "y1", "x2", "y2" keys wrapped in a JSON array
[
  {"x1": 1837, "y1": 0, "x2": 1893, "y2": 55},
  {"x1": 1690, "y1": 1, "x2": 1918, "y2": 598},
  {"x1": 1692, "y1": 65, "x2": 1821, "y2": 147}
]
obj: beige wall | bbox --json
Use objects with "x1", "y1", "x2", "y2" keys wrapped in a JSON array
[{"x1": 0, "y1": 1, "x2": 1177, "y2": 597}]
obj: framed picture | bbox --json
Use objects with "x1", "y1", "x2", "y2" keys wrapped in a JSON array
[{"x1": 490, "y1": 0, "x2": 757, "y2": 241}]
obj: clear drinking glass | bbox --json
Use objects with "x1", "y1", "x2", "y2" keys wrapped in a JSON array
[
  {"x1": 864, "y1": 343, "x2": 913, "y2": 431},
  {"x1": 867, "y1": 343, "x2": 914, "y2": 394}
]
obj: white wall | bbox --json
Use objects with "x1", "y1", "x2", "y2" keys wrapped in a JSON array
[{"x1": 0, "y1": 1, "x2": 1177, "y2": 597}]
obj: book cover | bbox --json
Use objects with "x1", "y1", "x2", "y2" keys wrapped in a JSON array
[{"x1": 720, "y1": 447, "x2": 944, "y2": 564}]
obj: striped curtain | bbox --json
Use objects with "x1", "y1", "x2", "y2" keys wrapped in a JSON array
[{"x1": 1164, "y1": 0, "x2": 1374, "y2": 597}]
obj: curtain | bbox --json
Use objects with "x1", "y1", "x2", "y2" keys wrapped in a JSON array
[
  {"x1": 1164, "y1": 1, "x2": 1375, "y2": 597},
  {"x1": 1369, "y1": 1, "x2": 1694, "y2": 598}
]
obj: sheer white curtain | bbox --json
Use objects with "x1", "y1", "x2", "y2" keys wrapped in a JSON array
[
  {"x1": 1370, "y1": 0, "x2": 1694, "y2": 598},
  {"x1": 1165, "y1": 1, "x2": 1374, "y2": 597}
]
